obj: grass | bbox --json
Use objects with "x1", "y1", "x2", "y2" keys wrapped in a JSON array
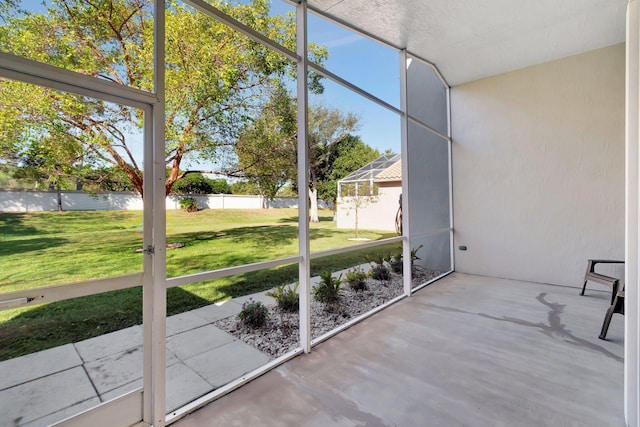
[{"x1": 0, "y1": 208, "x2": 397, "y2": 360}]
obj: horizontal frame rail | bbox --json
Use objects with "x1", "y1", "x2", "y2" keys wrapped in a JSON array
[
  {"x1": 166, "y1": 347, "x2": 304, "y2": 425},
  {"x1": 409, "y1": 227, "x2": 453, "y2": 241},
  {"x1": 407, "y1": 114, "x2": 451, "y2": 142},
  {"x1": 411, "y1": 270, "x2": 453, "y2": 293},
  {"x1": 184, "y1": 0, "x2": 300, "y2": 63},
  {"x1": 289, "y1": 1, "x2": 450, "y2": 87},
  {"x1": 311, "y1": 293, "x2": 406, "y2": 346},
  {"x1": 0, "y1": 52, "x2": 157, "y2": 108},
  {"x1": 309, "y1": 236, "x2": 404, "y2": 260},
  {"x1": 0, "y1": 273, "x2": 144, "y2": 311},
  {"x1": 308, "y1": 62, "x2": 402, "y2": 116},
  {"x1": 184, "y1": 0, "x2": 403, "y2": 118},
  {"x1": 165, "y1": 255, "x2": 302, "y2": 288}
]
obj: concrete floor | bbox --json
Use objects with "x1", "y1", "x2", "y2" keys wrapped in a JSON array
[{"x1": 173, "y1": 273, "x2": 625, "y2": 427}]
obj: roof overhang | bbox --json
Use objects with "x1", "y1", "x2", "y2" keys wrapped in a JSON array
[{"x1": 306, "y1": 0, "x2": 627, "y2": 86}]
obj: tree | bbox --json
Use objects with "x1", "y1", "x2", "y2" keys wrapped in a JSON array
[
  {"x1": 171, "y1": 172, "x2": 230, "y2": 195},
  {"x1": 306, "y1": 105, "x2": 359, "y2": 222},
  {"x1": 230, "y1": 180, "x2": 260, "y2": 195},
  {"x1": 340, "y1": 180, "x2": 379, "y2": 239},
  {"x1": 235, "y1": 94, "x2": 365, "y2": 222},
  {"x1": 235, "y1": 85, "x2": 297, "y2": 200},
  {"x1": 0, "y1": 0, "x2": 327, "y2": 197},
  {"x1": 316, "y1": 135, "x2": 380, "y2": 218}
]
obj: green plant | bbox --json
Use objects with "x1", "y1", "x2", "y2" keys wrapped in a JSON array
[
  {"x1": 365, "y1": 252, "x2": 390, "y2": 281},
  {"x1": 313, "y1": 271, "x2": 343, "y2": 304},
  {"x1": 345, "y1": 268, "x2": 368, "y2": 291},
  {"x1": 179, "y1": 197, "x2": 199, "y2": 212},
  {"x1": 387, "y1": 245, "x2": 424, "y2": 274},
  {"x1": 389, "y1": 248, "x2": 403, "y2": 274},
  {"x1": 266, "y1": 282, "x2": 299, "y2": 312},
  {"x1": 238, "y1": 298, "x2": 269, "y2": 328}
]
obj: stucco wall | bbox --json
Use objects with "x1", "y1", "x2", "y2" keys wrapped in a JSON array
[
  {"x1": 336, "y1": 182, "x2": 401, "y2": 232},
  {"x1": 451, "y1": 44, "x2": 625, "y2": 287}
]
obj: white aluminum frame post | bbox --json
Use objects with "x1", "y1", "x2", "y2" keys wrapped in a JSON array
[
  {"x1": 142, "y1": 0, "x2": 167, "y2": 425},
  {"x1": 296, "y1": 0, "x2": 311, "y2": 354},
  {"x1": 626, "y1": 1, "x2": 640, "y2": 426}
]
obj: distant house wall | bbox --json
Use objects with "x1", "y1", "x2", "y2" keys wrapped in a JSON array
[
  {"x1": 0, "y1": 190, "x2": 332, "y2": 212},
  {"x1": 336, "y1": 181, "x2": 401, "y2": 232},
  {"x1": 451, "y1": 44, "x2": 625, "y2": 287}
]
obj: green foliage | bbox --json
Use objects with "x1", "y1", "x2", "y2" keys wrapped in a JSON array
[
  {"x1": 235, "y1": 85, "x2": 297, "y2": 200},
  {"x1": 178, "y1": 197, "x2": 199, "y2": 212},
  {"x1": 386, "y1": 245, "x2": 424, "y2": 274},
  {"x1": 313, "y1": 271, "x2": 343, "y2": 304},
  {"x1": 238, "y1": 298, "x2": 269, "y2": 328},
  {"x1": 318, "y1": 135, "x2": 380, "y2": 203},
  {"x1": 0, "y1": 0, "x2": 328, "y2": 196},
  {"x1": 230, "y1": 180, "x2": 261, "y2": 195},
  {"x1": 365, "y1": 252, "x2": 391, "y2": 281},
  {"x1": 266, "y1": 282, "x2": 299, "y2": 312},
  {"x1": 172, "y1": 173, "x2": 230, "y2": 195},
  {"x1": 345, "y1": 267, "x2": 368, "y2": 291}
]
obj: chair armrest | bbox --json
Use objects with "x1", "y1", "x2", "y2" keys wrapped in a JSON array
[{"x1": 588, "y1": 259, "x2": 624, "y2": 273}]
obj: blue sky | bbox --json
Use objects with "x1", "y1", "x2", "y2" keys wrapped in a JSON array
[
  {"x1": 271, "y1": 0, "x2": 402, "y2": 154},
  {"x1": 13, "y1": 0, "x2": 402, "y2": 163}
]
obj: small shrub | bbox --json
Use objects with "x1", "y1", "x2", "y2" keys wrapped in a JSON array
[
  {"x1": 313, "y1": 271, "x2": 342, "y2": 304},
  {"x1": 266, "y1": 282, "x2": 299, "y2": 312},
  {"x1": 179, "y1": 197, "x2": 199, "y2": 212},
  {"x1": 389, "y1": 248, "x2": 403, "y2": 274},
  {"x1": 365, "y1": 252, "x2": 390, "y2": 281},
  {"x1": 387, "y1": 245, "x2": 424, "y2": 274},
  {"x1": 238, "y1": 298, "x2": 269, "y2": 328},
  {"x1": 346, "y1": 268, "x2": 368, "y2": 291}
]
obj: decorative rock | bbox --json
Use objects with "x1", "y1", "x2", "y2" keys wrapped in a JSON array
[{"x1": 214, "y1": 268, "x2": 441, "y2": 359}]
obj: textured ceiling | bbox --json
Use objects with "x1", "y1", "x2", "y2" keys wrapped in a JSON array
[{"x1": 306, "y1": 0, "x2": 627, "y2": 86}]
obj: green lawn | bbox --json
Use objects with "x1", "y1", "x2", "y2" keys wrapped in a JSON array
[{"x1": 0, "y1": 208, "x2": 397, "y2": 360}]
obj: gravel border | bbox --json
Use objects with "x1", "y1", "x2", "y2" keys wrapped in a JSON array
[{"x1": 214, "y1": 268, "x2": 441, "y2": 358}]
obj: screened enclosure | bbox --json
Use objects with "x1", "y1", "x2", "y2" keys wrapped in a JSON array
[{"x1": 0, "y1": 1, "x2": 453, "y2": 426}]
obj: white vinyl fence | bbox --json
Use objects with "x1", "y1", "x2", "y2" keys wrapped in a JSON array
[{"x1": 0, "y1": 190, "x2": 331, "y2": 212}]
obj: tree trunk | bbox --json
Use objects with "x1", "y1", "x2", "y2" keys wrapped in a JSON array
[
  {"x1": 309, "y1": 187, "x2": 319, "y2": 223},
  {"x1": 354, "y1": 197, "x2": 359, "y2": 238},
  {"x1": 332, "y1": 197, "x2": 337, "y2": 222},
  {"x1": 57, "y1": 186, "x2": 63, "y2": 212}
]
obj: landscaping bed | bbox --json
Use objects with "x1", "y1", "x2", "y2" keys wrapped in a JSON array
[{"x1": 214, "y1": 267, "x2": 441, "y2": 358}]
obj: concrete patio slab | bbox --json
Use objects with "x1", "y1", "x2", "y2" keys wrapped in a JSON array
[
  {"x1": 166, "y1": 324, "x2": 236, "y2": 360},
  {"x1": 166, "y1": 310, "x2": 210, "y2": 337},
  {"x1": 84, "y1": 345, "x2": 178, "y2": 395},
  {"x1": 74, "y1": 325, "x2": 143, "y2": 362},
  {"x1": 174, "y1": 273, "x2": 624, "y2": 427},
  {"x1": 183, "y1": 340, "x2": 271, "y2": 388},
  {"x1": 232, "y1": 290, "x2": 274, "y2": 307},
  {"x1": 166, "y1": 362, "x2": 214, "y2": 412},
  {"x1": 0, "y1": 367, "x2": 97, "y2": 427},
  {"x1": 0, "y1": 344, "x2": 82, "y2": 390},
  {"x1": 190, "y1": 300, "x2": 243, "y2": 323}
]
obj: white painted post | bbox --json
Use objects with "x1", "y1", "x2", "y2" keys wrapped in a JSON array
[
  {"x1": 297, "y1": 0, "x2": 311, "y2": 354},
  {"x1": 400, "y1": 50, "x2": 412, "y2": 297},
  {"x1": 142, "y1": 0, "x2": 167, "y2": 425},
  {"x1": 625, "y1": 1, "x2": 640, "y2": 425}
]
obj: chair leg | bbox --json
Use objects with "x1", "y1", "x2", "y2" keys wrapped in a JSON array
[
  {"x1": 599, "y1": 304, "x2": 616, "y2": 340},
  {"x1": 580, "y1": 279, "x2": 588, "y2": 296}
]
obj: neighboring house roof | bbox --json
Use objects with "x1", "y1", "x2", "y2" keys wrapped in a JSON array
[
  {"x1": 374, "y1": 159, "x2": 401, "y2": 182},
  {"x1": 338, "y1": 153, "x2": 401, "y2": 184}
]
